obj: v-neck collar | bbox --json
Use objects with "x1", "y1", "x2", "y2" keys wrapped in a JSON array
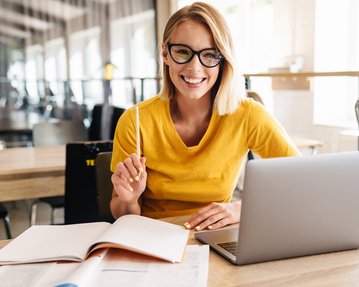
[{"x1": 165, "y1": 99, "x2": 216, "y2": 150}]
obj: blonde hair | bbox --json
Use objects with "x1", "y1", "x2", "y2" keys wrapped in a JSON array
[{"x1": 158, "y1": 2, "x2": 245, "y2": 115}]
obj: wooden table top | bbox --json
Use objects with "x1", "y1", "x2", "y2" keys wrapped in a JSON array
[
  {"x1": 291, "y1": 136, "x2": 324, "y2": 149},
  {"x1": 0, "y1": 145, "x2": 65, "y2": 180}
]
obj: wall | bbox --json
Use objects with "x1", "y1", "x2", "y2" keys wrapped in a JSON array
[{"x1": 271, "y1": 0, "x2": 357, "y2": 153}]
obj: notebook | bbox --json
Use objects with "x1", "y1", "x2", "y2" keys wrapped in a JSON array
[{"x1": 195, "y1": 151, "x2": 359, "y2": 265}]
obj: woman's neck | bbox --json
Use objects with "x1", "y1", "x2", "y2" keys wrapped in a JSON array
[
  {"x1": 170, "y1": 94, "x2": 212, "y2": 125},
  {"x1": 170, "y1": 94, "x2": 213, "y2": 147}
]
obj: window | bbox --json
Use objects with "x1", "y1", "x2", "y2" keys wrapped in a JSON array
[
  {"x1": 70, "y1": 27, "x2": 102, "y2": 106},
  {"x1": 111, "y1": 9, "x2": 157, "y2": 107},
  {"x1": 45, "y1": 38, "x2": 66, "y2": 106},
  {"x1": 313, "y1": 0, "x2": 359, "y2": 127}
]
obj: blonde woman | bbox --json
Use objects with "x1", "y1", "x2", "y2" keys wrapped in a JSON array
[{"x1": 110, "y1": 2, "x2": 299, "y2": 230}]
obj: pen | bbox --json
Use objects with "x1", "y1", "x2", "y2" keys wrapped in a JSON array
[
  {"x1": 136, "y1": 106, "x2": 140, "y2": 157},
  {"x1": 135, "y1": 106, "x2": 142, "y2": 180}
]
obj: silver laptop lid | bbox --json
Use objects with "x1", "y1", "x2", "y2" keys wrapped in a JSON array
[{"x1": 237, "y1": 151, "x2": 359, "y2": 265}]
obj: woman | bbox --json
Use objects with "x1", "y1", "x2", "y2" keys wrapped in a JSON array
[{"x1": 110, "y1": 2, "x2": 299, "y2": 230}]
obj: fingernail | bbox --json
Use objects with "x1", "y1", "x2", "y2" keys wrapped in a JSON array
[
  {"x1": 129, "y1": 178, "x2": 133, "y2": 183},
  {"x1": 129, "y1": 187, "x2": 133, "y2": 192},
  {"x1": 184, "y1": 222, "x2": 191, "y2": 229},
  {"x1": 139, "y1": 167, "x2": 144, "y2": 173},
  {"x1": 195, "y1": 226, "x2": 201, "y2": 231},
  {"x1": 134, "y1": 175, "x2": 140, "y2": 181},
  {"x1": 208, "y1": 225, "x2": 212, "y2": 230}
]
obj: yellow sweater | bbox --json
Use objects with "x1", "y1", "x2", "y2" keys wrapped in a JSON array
[{"x1": 111, "y1": 96, "x2": 298, "y2": 218}]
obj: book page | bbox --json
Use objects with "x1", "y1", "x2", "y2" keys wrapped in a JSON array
[
  {"x1": 0, "y1": 262, "x2": 57, "y2": 287},
  {"x1": 36, "y1": 249, "x2": 108, "y2": 287},
  {"x1": 0, "y1": 246, "x2": 209, "y2": 287},
  {"x1": 90, "y1": 215, "x2": 189, "y2": 263},
  {"x1": 0, "y1": 222, "x2": 110, "y2": 265},
  {"x1": 88, "y1": 245, "x2": 209, "y2": 287}
]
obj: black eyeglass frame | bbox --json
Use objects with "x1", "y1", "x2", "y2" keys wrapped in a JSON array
[{"x1": 166, "y1": 43, "x2": 223, "y2": 68}]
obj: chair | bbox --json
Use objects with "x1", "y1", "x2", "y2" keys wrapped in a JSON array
[
  {"x1": 0, "y1": 204, "x2": 12, "y2": 239},
  {"x1": 0, "y1": 143, "x2": 12, "y2": 238},
  {"x1": 246, "y1": 90, "x2": 264, "y2": 105},
  {"x1": 88, "y1": 104, "x2": 125, "y2": 140},
  {"x1": 30, "y1": 120, "x2": 88, "y2": 225},
  {"x1": 95, "y1": 152, "x2": 115, "y2": 223},
  {"x1": 64, "y1": 141, "x2": 113, "y2": 224}
]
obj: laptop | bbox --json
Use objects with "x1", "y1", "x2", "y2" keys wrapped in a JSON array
[{"x1": 195, "y1": 151, "x2": 359, "y2": 265}]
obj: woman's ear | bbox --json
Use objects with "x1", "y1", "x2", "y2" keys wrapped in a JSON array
[{"x1": 162, "y1": 43, "x2": 170, "y2": 65}]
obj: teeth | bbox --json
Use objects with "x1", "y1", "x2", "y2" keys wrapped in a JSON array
[{"x1": 184, "y1": 77, "x2": 202, "y2": 84}]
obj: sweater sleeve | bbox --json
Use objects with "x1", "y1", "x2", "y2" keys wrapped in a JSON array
[
  {"x1": 246, "y1": 100, "x2": 299, "y2": 158},
  {"x1": 110, "y1": 108, "x2": 137, "y2": 172}
]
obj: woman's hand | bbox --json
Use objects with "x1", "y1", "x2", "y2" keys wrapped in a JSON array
[
  {"x1": 111, "y1": 153, "x2": 147, "y2": 203},
  {"x1": 184, "y1": 201, "x2": 241, "y2": 231}
]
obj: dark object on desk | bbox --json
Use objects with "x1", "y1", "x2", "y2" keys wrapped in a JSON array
[
  {"x1": 88, "y1": 104, "x2": 125, "y2": 140},
  {"x1": 65, "y1": 141, "x2": 113, "y2": 224},
  {"x1": 0, "y1": 204, "x2": 12, "y2": 239},
  {"x1": 95, "y1": 152, "x2": 115, "y2": 223},
  {"x1": 30, "y1": 120, "x2": 89, "y2": 225}
]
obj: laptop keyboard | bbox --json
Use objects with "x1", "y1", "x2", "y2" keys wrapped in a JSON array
[{"x1": 217, "y1": 241, "x2": 237, "y2": 256}]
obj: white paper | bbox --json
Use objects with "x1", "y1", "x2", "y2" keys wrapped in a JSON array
[
  {"x1": 0, "y1": 222, "x2": 110, "y2": 263},
  {"x1": 0, "y1": 215, "x2": 189, "y2": 265},
  {"x1": 0, "y1": 245, "x2": 209, "y2": 287},
  {"x1": 0, "y1": 262, "x2": 56, "y2": 287},
  {"x1": 93, "y1": 214, "x2": 190, "y2": 263},
  {"x1": 89, "y1": 245, "x2": 209, "y2": 287}
]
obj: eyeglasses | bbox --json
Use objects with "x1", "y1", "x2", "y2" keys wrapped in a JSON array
[{"x1": 167, "y1": 43, "x2": 223, "y2": 68}]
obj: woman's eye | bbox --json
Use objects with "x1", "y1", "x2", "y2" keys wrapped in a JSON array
[
  {"x1": 176, "y1": 48, "x2": 190, "y2": 55},
  {"x1": 203, "y1": 52, "x2": 216, "y2": 59}
]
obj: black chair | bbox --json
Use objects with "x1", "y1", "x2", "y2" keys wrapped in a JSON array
[
  {"x1": 0, "y1": 203, "x2": 12, "y2": 239},
  {"x1": 30, "y1": 120, "x2": 89, "y2": 225},
  {"x1": 95, "y1": 152, "x2": 115, "y2": 223},
  {"x1": 89, "y1": 104, "x2": 125, "y2": 140},
  {"x1": 64, "y1": 141, "x2": 113, "y2": 224}
]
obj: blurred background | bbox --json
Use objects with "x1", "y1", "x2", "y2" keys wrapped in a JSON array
[{"x1": 0, "y1": 0, "x2": 358, "y2": 152}]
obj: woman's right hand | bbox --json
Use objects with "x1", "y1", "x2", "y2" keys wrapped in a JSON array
[{"x1": 111, "y1": 153, "x2": 147, "y2": 203}]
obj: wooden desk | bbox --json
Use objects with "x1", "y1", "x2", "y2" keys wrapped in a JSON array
[
  {"x1": 1, "y1": 215, "x2": 359, "y2": 286},
  {"x1": 0, "y1": 145, "x2": 65, "y2": 202},
  {"x1": 291, "y1": 136, "x2": 324, "y2": 154},
  {"x1": 341, "y1": 129, "x2": 359, "y2": 150}
]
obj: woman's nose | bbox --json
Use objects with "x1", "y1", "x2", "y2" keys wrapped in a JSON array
[{"x1": 186, "y1": 53, "x2": 203, "y2": 71}]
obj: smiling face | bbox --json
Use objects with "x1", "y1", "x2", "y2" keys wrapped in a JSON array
[{"x1": 162, "y1": 19, "x2": 220, "y2": 101}]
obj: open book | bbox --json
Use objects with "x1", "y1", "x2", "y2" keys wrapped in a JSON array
[{"x1": 0, "y1": 215, "x2": 189, "y2": 265}]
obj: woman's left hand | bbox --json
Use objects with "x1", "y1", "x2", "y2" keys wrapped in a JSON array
[{"x1": 184, "y1": 201, "x2": 242, "y2": 231}]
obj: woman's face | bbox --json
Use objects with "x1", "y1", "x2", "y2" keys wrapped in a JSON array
[{"x1": 163, "y1": 19, "x2": 220, "y2": 101}]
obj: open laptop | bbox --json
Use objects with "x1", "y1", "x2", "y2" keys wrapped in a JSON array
[{"x1": 195, "y1": 151, "x2": 359, "y2": 265}]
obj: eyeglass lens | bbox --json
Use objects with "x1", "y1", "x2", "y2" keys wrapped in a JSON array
[{"x1": 168, "y1": 44, "x2": 222, "y2": 68}]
